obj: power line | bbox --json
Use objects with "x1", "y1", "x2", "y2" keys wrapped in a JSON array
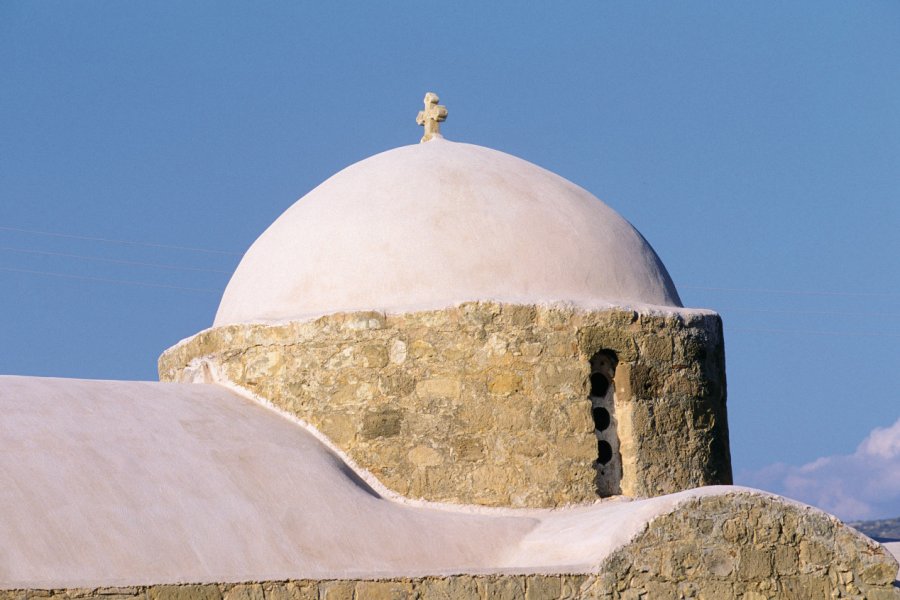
[
  {"x1": 716, "y1": 307, "x2": 900, "y2": 318},
  {"x1": 680, "y1": 285, "x2": 900, "y2": 299},
  {"x1": 728, "y1": 326, "x2": 900, "y2": 338},
  {"x1": 0, "y1": 246, "x2": 233, "y2": 274},
  {"x1": 3, "y1": 266, "x2": 899, "y2": 336},
  {"x1": 0, "y1": 266, "x2": 222, "y2": 294},
  {"x1": 2, "y1": 225, "x2": 898, "y2": 304},
  {"x1": 0, "y1": 226, "x2": 242, "y2": 256}
]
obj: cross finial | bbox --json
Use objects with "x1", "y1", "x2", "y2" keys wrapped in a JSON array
[{"x1": 416, "y1": 92, "x2": 448, "y2": 143}]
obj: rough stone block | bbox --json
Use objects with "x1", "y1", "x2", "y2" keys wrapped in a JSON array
[
  {"x1": 416, "y1": 576, "x2": 478, "y2": 599},
  {"x1": 318, "y1": 581, "x2": 354, "y2": 600},
  {"x1": 415, "y1": 378, "x2": 461, "y2": 400},
  {"x1": 354, "y1": 580, "x2": 414, "y2": 599},
  {"x1": 223, "y1": 584, "x2": 264, "y2": 600},
  {"x1": 148, "y1": 585, "x2": 223, "y2": 600},
  {"x1": 524, "y1": 575, "x2": 561, "y2": 600},
  {"x1": 772, "y1": 544, "x2": 799, "y2": 576},
  {"x1": 487, "y1": 372, "x2": 521, "y2": 396},
  {"x1": 475, "y1": 576, "x2": 525, "y2": 600},
  {"x1": 361, "y1": 408, "x2": 403, "y2": 438},
  {"x1": 262, "y1": 581, "x2": 317, "y2": 600}
]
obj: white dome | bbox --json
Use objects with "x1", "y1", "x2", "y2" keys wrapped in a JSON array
[{"x1": 215, "y1": 139, "x2": 682, "y2": 326}]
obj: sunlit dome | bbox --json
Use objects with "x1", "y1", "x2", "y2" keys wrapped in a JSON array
[{"x1": 214, "y1": 138, "x2": 682, "y2": 327}]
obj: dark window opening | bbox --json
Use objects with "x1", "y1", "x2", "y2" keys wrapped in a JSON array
[
  {"x1": 597, "y1": 440, "x2": 613, "y2": 464},
  {"x1": 590, "y1": 349, "x2": 620, "y2": 496},
  {"x1": 592, "y1": 406, "x2": 610, "y2": 431},
  {"x1": 590, "y1": 372, "x2": 609, "y2": 398}
]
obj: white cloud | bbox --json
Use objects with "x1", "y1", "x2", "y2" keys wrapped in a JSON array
[{"x1": 737, "y1": 417, "x2": 900, "y2": 522}]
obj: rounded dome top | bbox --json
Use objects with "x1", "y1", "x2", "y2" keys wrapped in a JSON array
[{"x1": 215, "y1": 139, "x2": 681, "y2": 326}]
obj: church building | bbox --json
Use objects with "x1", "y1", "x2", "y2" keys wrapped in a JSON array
[{"x1": 1, "y1": 94, "x2": 896, "y2": 599}]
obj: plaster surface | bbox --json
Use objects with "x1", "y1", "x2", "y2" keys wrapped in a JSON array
[
  {"x1": 887, "y1": 542, "x2": 900, "y2": 577},
  {"x1": 1, "y1": 375, "x2": 896, "y2": 598},
  {"x1": 0, "y1": 375, "x2": 697, "y2": 588},
  {"x1": 214, "y1": 138, "x2": 681, "y2": 327}
]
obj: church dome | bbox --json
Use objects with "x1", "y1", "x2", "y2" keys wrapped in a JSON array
[{"x1": 214, "y1": 138, "x2": 682, "y2": 327}]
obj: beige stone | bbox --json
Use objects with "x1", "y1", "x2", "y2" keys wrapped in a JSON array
[
  {"x1": 361, "y1": 408, "x2": 403, "y2": 439},
  {"x1": 737, "y1": 547, "x2": 772, "y2": 580},
  {"x1": 318, "y1": 581, "x2": 354, "y2": 600},
  {"x1": 476, "y1": 576, "x2": 526, "y2": 599},
  {"x1": 593, "y1": 493, "x2": 900, "y2": 600},
  {"x1": 223, "y1": 584, "x2": 264, "y2": 600},
  {"x1": 389, "y1": 339, "x2": 408, "y2": 364},
  {"x1": 487, "y1": 372, "x2": 521, "y2": 396},
  {"x1": 772, "y1": 544, "x2": 798, "y2": 575},
  {"x1": 524, "y1": 575, "x2": 561, "y2": 600},
  {"x1": 416, "y1": 92, "x2": 448, "y2": 142},
  {"x1": 354, "y1": 580, "x2": 414, "y2": 599},
  {"x1": 408, "y1": 444, "x2": 443, "y2": 467},
  {"x1": 160, "y1": 302, "x2": 729, "y2": 507},
  {"x1": 261, "y1": 581, "x2": 316, "y2": 600},
  {"x1": 416, "y1": 576, "x2": 478, "y2": 599},
  {"x1": 415, "y1": 378, "x2": 461, "y2": 401},
  {"x1": 148, "y1": 585, "x2": 222, "y2": 600},
  {"x1": 860, "y1": 560, "x2": 898, "y2": 585}
]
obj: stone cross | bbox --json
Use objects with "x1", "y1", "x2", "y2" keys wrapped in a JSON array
[{"x1": 416, "y1": 92, "x2": 448, "y2": 143}]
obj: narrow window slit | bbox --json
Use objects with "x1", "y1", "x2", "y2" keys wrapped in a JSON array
[{"x1": 589, "y1": 350, "x2": 621, "y2": 496}]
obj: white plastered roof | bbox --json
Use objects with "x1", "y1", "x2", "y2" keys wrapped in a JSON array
[
  {"x1": 0, "y1": 375, "x2": 802, "y2": 589},
  {"x1": 215, "y1": 139, "x2": 682, "y2": 327}
]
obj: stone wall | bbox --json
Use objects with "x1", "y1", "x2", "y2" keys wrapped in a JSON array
[
  {"x1": 0, "y1": 575, "x2": 589, "y2": 600},
  {"x1": 159, "y1": 302, "x2": 731, "y2": 507},
  {"x1": 5, "y1": 493, "x2": 897, "y2": 599},
  {"x1": 587, "y1": 492, "x2": 900, "y2": 599}
]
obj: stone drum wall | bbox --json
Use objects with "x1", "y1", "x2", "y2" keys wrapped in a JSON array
[{"x1": 159, "y1": 302, "x2": 732, "y2": 508}]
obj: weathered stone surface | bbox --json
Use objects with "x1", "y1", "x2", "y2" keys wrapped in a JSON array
[
  {"x1": 148, "y1": 585, "x2": 222, "y2": 600},
  {"x1": 261, "y1": 581, "x2": 316, "y2": 600},
  {"x1": 416, "y1": 576, "x2": 478, "y2": 599},
  {"x1": 160, "y1": 302, "x2": 730, "y2": 507},
  {"x1": 475, "y1": 576, "x2": 525, "y2": 599},
  {"x1": 354, "y1": 580, "x2": 414, "y2": 599},
  {"x1": 523, "y1": 575, "x2": 561, "y2": 599},
  {"x1": 2, "y1": 535, "x2": 894, "y2": 600},
  {"x1": 222, "y1": 583, "x2": 264, "y2": 600},
  {"x1": 317, "y1": 580, "x2": 353, "y2": 600},
  {"x1": 586, "y1": 492, "x2": 900, "y2": 599}
]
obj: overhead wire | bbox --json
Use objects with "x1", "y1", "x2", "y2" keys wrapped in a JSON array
[
  {"x1": 2, "y1": 224, "x2": 897, "y2": 299},
  {"x1": 0, "y1": 225, "x2": 242, "y2": 256},
  {"x1": 0, "y1": 246, "x2": 233, "y2": 274},
  {"x1": 2, "y1": 225, "x2": 899, "y2": 337},
  {"x1": 0, "y1": 225, "x2": 234, "y2": 294},
  {"x1": 0, "y1": 266, "x2": 221, "y2": 294},
  {"x1": 711, "y1": 307, "x2": 900, "y2": 319},
  {"x1": 728, "y1": 326, "x2": 900, "y2": 338},
  {"x1": 679, "y1": 285, "x2": 900, "y2": 299}
]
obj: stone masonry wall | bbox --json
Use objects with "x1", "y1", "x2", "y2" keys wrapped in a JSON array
[
  {"x1": 5, "y1": 494, "x2": 897, "y2": 599},
  {"x1": 0, "y1": 575, "x2": 589, "y2": 600},
  {"x1": 159, "y1": 302, "x2": 731, "y2": 507},
  {"x1": 587, "y1": 492, "x2": 900, "y2": 599}
]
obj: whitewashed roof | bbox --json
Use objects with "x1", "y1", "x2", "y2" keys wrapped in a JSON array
[
  {"x1": 215, "y1": 139, "x2": 682, "y2": 326},
  {"x1": 1, "y1": 374, "x2": 756, "y2": 588}
]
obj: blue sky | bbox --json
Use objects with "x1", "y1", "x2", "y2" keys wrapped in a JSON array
[{"x1": 2, "y1": 2, "x2": 898, "y2": 519}]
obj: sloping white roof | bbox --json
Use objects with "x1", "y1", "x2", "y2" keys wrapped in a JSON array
[
  {"x1": 1, "y1": 375, "x2": 757, "y2": 589},
  {"x1": 215, "y1": 139, "x2": 682, "y2": 326}
]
